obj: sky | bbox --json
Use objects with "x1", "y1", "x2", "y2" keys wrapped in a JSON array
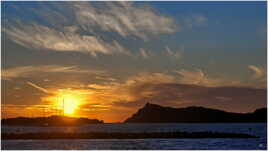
[{"x1": 1, "y1": 1, "x2": 267, "y2": 122}]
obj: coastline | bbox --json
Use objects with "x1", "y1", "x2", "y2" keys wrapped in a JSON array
[{"x1": 2, "y1": 131, "x2": 258, "y2": 140}]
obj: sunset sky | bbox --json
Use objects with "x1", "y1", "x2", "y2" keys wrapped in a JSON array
[{"x1": 2, "y1": 1, "x2": 267, "y2": 122}]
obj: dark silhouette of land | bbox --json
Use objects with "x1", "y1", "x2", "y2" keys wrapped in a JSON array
[
  {"x1": 1, "y1": 103, "x2": 264, "y2": 140},
  {"x1": 2, "y1": 131, "x2": 257, "y2": 140},
  {"x1": 2, "y1": 115, "x2": 103, "y2": 126},
  {"x1": 2, "y1": 103, "x2": 266, "y2": 126},
  {"x1": 125, "y1": 103, "x2": 267, "y2": 123}
]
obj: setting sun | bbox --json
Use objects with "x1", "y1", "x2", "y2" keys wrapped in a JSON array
[
  {"x1": 44, "y1": 89, "x2": 88, "y2": 116},
  {"x1": 63, "y1": 98, "x2": 79, "y2": 115},
  {"x1": 58, "y1": 94, "x2": 83, "y2": 116}
]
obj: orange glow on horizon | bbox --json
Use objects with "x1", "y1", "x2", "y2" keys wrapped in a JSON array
[
  {"x1": 60, "y1": 97, "x2": 79, "y2": 115},
  {"x1": 2, "y1": 88, "x2": 126, "y2": 122},
  {"x1": 44, "y1": 89, "x2": 89, "y2": 116}
]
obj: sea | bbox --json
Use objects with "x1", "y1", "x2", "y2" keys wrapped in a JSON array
[{"x1": 1, "y1": 123, "x2": 267, "y2": 150}]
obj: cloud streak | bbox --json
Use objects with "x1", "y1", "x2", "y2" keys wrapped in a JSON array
[
  {"x1": 247, "y1": 65, "x2": 267, "y2": 88},
  {"x1": 2, "y1": 69, "x2": 266, "y2": 121},
  {"x1": 26, "y1": 82, "x2": 49, "y2": 94},
  {"x1": 84, "y1": 71, "x2": 266, "y2": 114},
  {"x1": 139, "y1": 48, "x2": 149, "y2": 58},
  {"x1": 74, "y1": 2, "x2": 177, "y2": 40},
  {"x1": 3, "y1": 2, "x2": 178, "y2": 56},
  {"x1": 112, "y1": 83, "x2": 266, "y2": 113},
  {"x1": 175, "y1": 69, "x2": 227, "y2": 87},
  {"x1": 165, "y1": 46, "x2": 182, "y2": 60},
  {"x1": 2, "y1": 65, "x2": 105, "y2": 80},
  {"x1": 248, "y1": 65, "x2": 266, "y2": 79},
  {"x1": 4, "y1": 24, "x2": 129, "y2": 56}
]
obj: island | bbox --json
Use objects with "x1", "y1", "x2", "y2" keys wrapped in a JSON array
[
  {"x1": 2, "y1": 115, "x2": 104, "y2": 126},
  {"x1": 125, "y1": 103, "x2": 267, "y2": 123}
]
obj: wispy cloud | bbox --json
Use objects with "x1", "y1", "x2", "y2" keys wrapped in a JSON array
[
  {"x1": 185, "y1": 14, "x2": 208, "y2": 29},
  {"x1": 247, "y1": 65, "x2": 267, "y2": 88},
  {"x1": 85, "y1": 71, "x2": 266, "y2": 114},
  {"x1": 2, "y1": 104, "x2": 51, "y2": 118},
  {"x1": 3, "y1": 69, "x2": 266, "y2": 120},
  {"x1": 175, "y1": 68, "x2": 226, "y2": 87},
  {"x1": 175, "y1": 67, "x2": 267, "y2": 88},
  {"x1": 175, "y1": 69, "x2": 206, "y2": 85},
  {"x1": 26, "y1": 82, "x2": 49, "y2": 94},
  {"x1": 248, "y1": 65, "x2": 266, "y2": 79},
  {"x1": 4, "y1": 2, "x2": 178, "y2": 56},
  {"x1": 74, "y1": 2, "x2": 178, "y2": 40},
  {"x1": 83, "y1": 72, "x2": 177, "y2": 105},
  {"x1": 112, "y1": 82, "x2": 266, "y2": 113},
  {"x1": 84, "y1": 68, "x2": 267, "y2": 109},
  {"x1": 165, "y1": 46, "x2": 183, "y2": 60},
  {"x1": 139, "y1": 48, "x2": 149, "y2": 59},
  {"x1": 2, "y1": 65, "x2": 105, "y2": 80},
  {"x1": 125, "y1": 72, "x2": 176, "y2": 84},
  {"x1": 4, "y1": 24, "x2": 129, "y2": 57}
]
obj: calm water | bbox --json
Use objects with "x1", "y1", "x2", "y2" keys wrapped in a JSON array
[{"x1": 2, "y1": 123, "x2": 267, "y2": 150}]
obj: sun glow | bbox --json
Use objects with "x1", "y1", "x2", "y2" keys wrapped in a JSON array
[
  {"x1": 58, "y1": 93, "x2": 83, "y2": 115},
  {"x1": 62, "y1": 97, "x2": 79, "y2": 115},
  {"x1": 44, "y1": 89, "x2": 89, "y2": 116}
]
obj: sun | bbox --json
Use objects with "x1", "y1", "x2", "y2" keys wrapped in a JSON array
[
  {"x1": 43, "y1": 89, "x2": 89, "y2": 116},
  {"x1": 51, "y1": 91, "x2": 84, "y2": 116},
  {"x1": 63, "y1": 98, "x2": 79, "y2": 115}
]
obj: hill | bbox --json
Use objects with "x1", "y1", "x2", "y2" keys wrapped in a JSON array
[
  {"x1": 125, "y1": 103, "x2": 267, "y2": 123},
  {"x1": 2, "y1": 115, "x2": 103, "y2": 126}
]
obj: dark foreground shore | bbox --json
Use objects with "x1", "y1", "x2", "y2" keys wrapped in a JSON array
[{"x1": 2, "y1": 131, "x2": 258, "y2": 139}]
